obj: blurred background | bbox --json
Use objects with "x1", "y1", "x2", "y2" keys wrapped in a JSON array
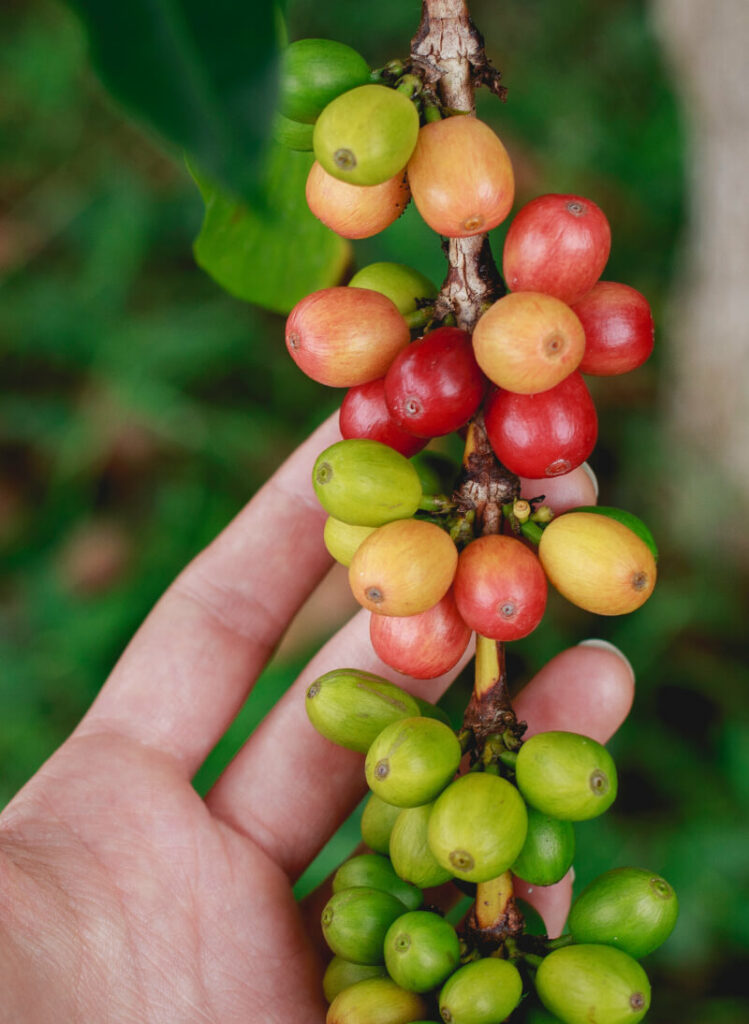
[{"x1": 1, "y1": 0, "x2": 747, "y2": 1020}]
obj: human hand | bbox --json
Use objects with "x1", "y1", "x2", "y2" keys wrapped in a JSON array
[{"x1": 0, "y1": 414, "x2": 634, "y2": 1023}]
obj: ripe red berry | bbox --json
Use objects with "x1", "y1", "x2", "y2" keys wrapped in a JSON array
[
  {"x1": 285, "y1": 287, "x2": 410, "y2": 387},
  {"x1": 340, "y1": 379, "x2": 429, "y2": 457},
  {"x1": 370, "y1": 589, "x2": 471, "y2": 679},
  {"x1": 384, "y1": 327, "x2": 486, "y2": 437},
  {"x1": 572, "y1": 281, "x2": 655, "y2": 376},
  {"x1": 503, "y1": 194, "x2": 611, "y2": 305},
  {"x1": 485, "y1": 372, "x2": 598, "y2": 478},
  {"x1": 453, "y1": 535, "x2": 547, "y2": 641}
]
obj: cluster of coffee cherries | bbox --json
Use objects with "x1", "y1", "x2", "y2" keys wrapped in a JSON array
[
  {"x1": 275, "y1": 34, "x2": 673, "y2": 1024},
  {"x1": 306, "y1": 669, "x2": 679, "y2": 1024}
]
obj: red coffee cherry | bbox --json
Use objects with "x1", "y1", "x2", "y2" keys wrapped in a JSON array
[
  {"x1": 503, "y1": 194, "x2": 612, "y2": 305},
  {"x1": 453, "y1": 535, "x2": 548, "y2": 641},
  {"x1": 306, "y1": 162, "x2": 410, "y2": 239},
  {"x1": 407, "y1": 117, "x2": 515, "y2": 237},
  {"x1": 384, "y1": 327, "x2": 486, "y2": 437},
  {"x1": 285, "y1": 287, "x2": 410, "y2": 387},
  {"x1": 485, "y1": 372, "x2": 598, "y2": 479},
  {"x1": 472, "y1": 292, "x2": 586, "y2": 395},
  {"x1": 340, "y1": 379, "x2": 429, "y2": 457},
  {"x1": 370, "y1": 588, "x2": 471, "y2": 679},
  {"x1": 573, "y1": 281, "x2": 655, "y2": 376}
]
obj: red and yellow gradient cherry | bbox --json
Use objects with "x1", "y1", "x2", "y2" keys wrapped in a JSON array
[
  {"x1": 340, "y1": 379, "x2": 428, "y2": 457},
  {"x1": 306, "y1": 162, "x2": 411, "y2": 239},
  {"x1": 384, "y1": 327, "x2": 485, "y2": 437},
  {"x1": 369, "y1": 588, "x2": 471, "y2": 679},
  {"x1": 503, "y1": 193, "x2": 612, "y2": 305},
  {"x1": 349, "y1": 519, "x2": 458, "y2": 616},
  {"x1": 453, "y1": 534, "x2": 547, "y2": 640},
  {"x1": 286, "y1": 287, "x2": 409, "y2": 387},
  {"x1": 573, "y1": 281, "x2": 655, "y2": 376},
  {"x1": 485, "y1": 371, "x2": 598, "y2": 479},
  {"x1": 472, "y1": 292, "x2": 586, "y2": 394},
  {"x1": 407, "y1": 116, "x2": 514, "y2": 237},
  {"x1": 539, "y1": 511, "x2": 657, "y2": 615}
]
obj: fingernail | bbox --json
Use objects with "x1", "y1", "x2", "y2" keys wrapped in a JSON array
[
  {"x1": 581, "y1": 461, "x2": 599, "y2": 499},
  {"x1": 578, "y1": 638, "x2": 634, "y2": 681}
]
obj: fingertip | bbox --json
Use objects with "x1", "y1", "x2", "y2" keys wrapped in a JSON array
[
  {"x1": 519, "y1": 463, "x2": 598, "y2": 514},
  {"x1": 514, "y1": 643, "x2": 635, "y2": 744}
]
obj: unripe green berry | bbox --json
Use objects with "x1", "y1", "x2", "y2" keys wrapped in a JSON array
[
  {"x1": 333, "y1": 854, "x2": 422, "y2": 911},
  {"x1": 326, "y1": 976, "x2": 428, "y2": 1024},
  {"x1": 389, "y1": 803, "x2": 453, "y2": 888},
  {"x1": 313, "y1": 439, "x2": 422, "y2": 527},
  {"x1": 323, "y1": 957, "x2": 387, "y2": 1004},
  {"x1": 348, "y1": 262, "x2": 437, "y2": 315},
  {"x1": 305, "y1": 669, "x2": 420, "y2": 752},
  {"x1": 280, "y1": 39, "x2": 370, "y2": 124},
  {"x1": 535, "y1": 944, "x2": 651, "y2": 1024},
  {"x1": 515, "y1": 731, "x2": 617, "y2": 821},
  {"x1": 511, "y1": 807, "x2": 575, "y2": 886},
  {"x1": 365, "y1": 718, "x2": 461, "y2": 807},
  {"x1": 384, "y1": 910, "x2": 460, "y2": 993},
  {"x1": 361, "y1": 793, "x2": 402, "y2": 855},
  {"x1": 439, "y1": 957, "x2": 523, "y2": 1024},
  {"x1": 321, "y1": 887, "x2": 406, "y2": 964}
]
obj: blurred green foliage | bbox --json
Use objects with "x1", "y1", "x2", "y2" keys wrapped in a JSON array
[{"x1": 1, "y1": 1, "x2": 747, "y2": 1021}]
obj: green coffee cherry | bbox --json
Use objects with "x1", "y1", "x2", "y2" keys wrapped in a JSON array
[
  {"x1": 333, "y1": 854, "x2": 423, "y2": 911},
  {"x1": 326, "y1": 976, "x2": 429, "y2": 1024},
  {"x1": 314, "y1": 84, "x2": 420, "y2": 186},
  {"x1": 411, "y1": 451, "x2": 460, "y2": 497},
  {"x1": 516, "y1": 898, "x2": 546, "y2": 937},
  {"x1": 389, "y1": 803, "x2": 453, "y2": 888},
  {"x1": 413, "y1": 697, "x2": 452, "y2": 728},
  {"x1": 348, "y1": 262, "x2": 437, "y2": 315},
  {"x1": 272, "y1": 112, "x2": 314, "y2": 151},
  {"x1": 515, "y1": 731, "x2": 618, "y2": 821},
  {"x1": 428, "y1": 773, "x2": 528, "y2": 883},
  {"x1": 313, "y1": 439, "x2": 422, "y2": 527},
  {"x1": 361, "y1": 793, "x2": 402, "y2": 855},
  {"x1": 535, "y1": 945, "x2": 651, "y2": 1024},
  {"x1": 280, "y1": 39, "x2": 370, "y2": 124},
  {"x1": 323, "y1": 957, "x2": 387, "y2": 1003},
  {"x1": 439, "y1": 957, "x2": 523, "y2": 1024},
  {"x1": 324, "y1": 517, "x2": 376, "y2": 567},
  {"x1": 384, "y1": 910, "x2": 460, "y2": 993},
  {"x1": 321, "y1": 887, "x2": 407, "y2": 964},
  {"x1": 365, "y1": 718, "x2": 461, "y2": 807},
  {"x1": 568, "y1": 867, "x2": 679, "y2": 958},
  {"x1": 511, "y1": 807, "x2": 575, "y2": 886},
  {"x1": 305, "y1": 669, "x2": 420, "y2": 752}
]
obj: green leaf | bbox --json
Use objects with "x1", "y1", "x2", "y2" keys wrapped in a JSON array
[
  {"x1": 191, "y1": 147, "x2": 351, "y2": 314},
  {"x1": 63, "y1": 0, "x2": 281, "y2": 200}
]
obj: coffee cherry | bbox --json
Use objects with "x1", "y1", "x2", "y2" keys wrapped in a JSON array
[
  {"x1": 305, "y1": 668, "x2": 421, "y2": 752},
  {"x1": 503, "y1": 194, "x2": 612, "y2": 305},
  {"x1": 438, "y1": 957, "x2": 523, "y2": 1024},
  {"x1": 413, "y1": 697, "x2": 453, "y2": 727},
  {"x1": 384, "y1": 327, "x2": 486, "y2": 437},
  {"x1": 515, "y1": 731, "x2": 617, "y2": 821},
  {"x1": 407, "y1": 117, "x2": 514, "y2": 237},
  {"x1": 321, "y1": 886, "x2": 407, "y2": 963},
  {"x1": 384, "y1": 910, "x2": 460, "y2": 993},
  {"x1": 538, "y1": 511, "x2": 657, "y2": 615},
  {"x1": 568, "y1": 867, "x2": 679, "y2": 958},
  {"x1": 349, "y1": 262, "x2": 437, "y2": 315},
  {"x1": 326, "y1": 976, "x2": 429, "y2": 1024},
  {"x1": 484, "y1": 372, "x2": 598, "y2": 479},
  {"x1": 314, "y1": 84, "x2": 419, "y2": 186},
  {"x1": 411, "y1": 450, "x2": 460, "y2": 496},
  {"x1": 573, "y1": 281, "x2": 654, "y2": 376},
  {"x1": 280, "y1": 39, "x2": 370, "y2": 124},
  {"x1": 272, "y1": 113, "x2": 314, "y2": 151},
  {"x1": 349, "y1": 519, "x2": 458, "y2": 616},
  {"x1": 472, "y1": 293, "x2": 586, "y2": 394},
  {"x1": 389, "y1": 803, "x2": 454, "y2": 888},
  {"x1": 535, "y1": 945, "x2": 650, "y2": 1024},
  {"x1": 306, "y1": 162, "x2": 411, "y2": 239},
  {"x1": 340, "y1": 379, "x2": 429, "y2": 457},
  {"x1": 333, "y1": 854, "x2": 423, "y2": 911},
  {"x1": 428, "y1": 773, "x2": 528, "y2": 882},
  {"x1": 286, "y1": 287, "x2": 410, "y2": 387},
  {"x1": 370, "y1": 589, "x2": 471, "y2": 679},
  {"x1": 570, "y1": 506, "x2": 658, "y2": 560},
  {"x1": 324, "y1": 517, "x2": 377, "y2": 567},
  {"x1": 361, "y1": 793, "x2": 403, "y2": 855},
  {"x1": 511, "y1": 807, "x2": 575, "y2": 886},
  {"x1": 453, "y1": 535, "x2": 548, "y2": 641},
  {"x1": 365, "y1": 717, "x2": 461, "y2": 807},
  {"x1": 323, "y1": 958, "x2": 388, "y2": 1004},
  {"x1": 313, "y1": 439, "x2": 422, "y2": 527}
]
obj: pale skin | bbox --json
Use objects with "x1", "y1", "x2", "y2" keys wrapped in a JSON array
[{"x1": 0, "y1": 414, "x2": 635, "y2": 1023}]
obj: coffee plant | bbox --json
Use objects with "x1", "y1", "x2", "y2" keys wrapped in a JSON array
[{"x1": 276, "y1": 2, "x2": 676, "y2": 1022}]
